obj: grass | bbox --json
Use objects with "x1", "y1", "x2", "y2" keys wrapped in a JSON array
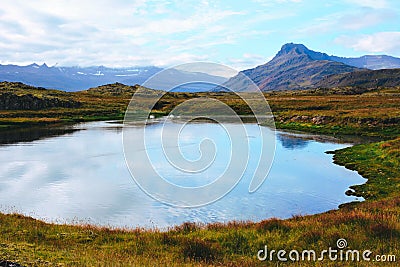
[
  {"x1": 0, "y1": 82, "x2": 133, "y2": 128},
  {"x1": 1, "y1": 82, "x2": 399, "y2": 139},
  {"x1": 266, "y1": 87, "x2": 400, "y2": 138},
  {"x1": 332, "y1": 137, "x2": 400, "y2": 200},
  {"x1": 1, "y1": 189, "x2": 399, "y2": 266},
  {"x1": 0, "y1": 82, "x2": 399, "y2": 266}
]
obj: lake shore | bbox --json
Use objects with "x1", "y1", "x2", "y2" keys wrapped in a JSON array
[
  {"x1": 0, "y1": 138, "x2": 399, "y2": 266},
  {"x1": 1, "y1": 129, "x2": 399, "y2": 266}
]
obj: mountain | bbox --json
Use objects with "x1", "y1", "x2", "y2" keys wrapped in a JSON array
[
  {"x1": 260, "y1": 44, "x2": 400, "y2": 70},
  {"x1": 142, "y1": 68, "x2": 228, "y2": 92},
  {"x1": 315, "y1": 68, "x2": 400, "y2": 89},
  {"x1": 330, "y1": 55, "x2": 400, "y2": 70},
  {"x1": 0, "y1": 64, "x2": 162, "y2": 91},
  {"x1": 220, "y1": 43, "x2": 361, "y2": 91},
  {"x1": 0, "y1": 64, "x2": 227, "y2": 92},
  {"x1": 266, "y1": 45, "x2": 400, "y2": 70}
]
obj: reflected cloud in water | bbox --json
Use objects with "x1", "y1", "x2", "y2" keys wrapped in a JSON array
[{"x1": 0, "y1": 121, "x2": 365, "y2": 229}]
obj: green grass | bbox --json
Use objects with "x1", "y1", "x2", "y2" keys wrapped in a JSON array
[
  {"x1": 1, "y1": 191, "x2": 399, "y2": 266},
  {"x1": 333, "y1": 137, "x2": 400, "y2": 200},
  {"x1": 274, "y1": 121, "x2": 400, "y2": 139},
  {"x1": 1, "y1": 82, "x2": 399, "y2": 139}
]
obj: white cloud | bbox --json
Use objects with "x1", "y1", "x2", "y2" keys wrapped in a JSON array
[
  {"x1": 345, "y1": 0, "x2": 388, "y2": 9},
  {"x1": 253, "y1": 0, "x2": 302, "y2": 5},
  {"x1": 0, "y1": 0, "x2": 398, "y2": 67},
  {"x1": 0, "y1": 0, "x2": 245, "y2": 67},
  {"x1": 227, "y1": 53, "x2": 270, "y2": 70},
  {"x1": 335, "y1": 32, "x2": 400, "y2": 54},
  {"x1": 341, "y1": 9, "x2": 396, "y2": 30},
  {"x1": 298, "y1": 9, "x2": 396, "y2": 35}
]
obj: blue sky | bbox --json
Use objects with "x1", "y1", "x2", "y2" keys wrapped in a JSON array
[{"x1": 0, "y1": 0, "x2": 399, "y2": 70}]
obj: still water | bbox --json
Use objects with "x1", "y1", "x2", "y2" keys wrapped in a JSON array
[{"x1": 0, "y1": 121, "x2": 365, "y2": 229}]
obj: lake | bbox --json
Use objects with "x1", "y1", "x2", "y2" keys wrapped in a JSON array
[{"x1": 0, "y1": 121, "x2": 365, "y2": 229}]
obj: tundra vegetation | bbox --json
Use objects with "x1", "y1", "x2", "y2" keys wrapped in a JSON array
[{"x1": 0, "y1": 82, "x2": 399, "y2": 266}]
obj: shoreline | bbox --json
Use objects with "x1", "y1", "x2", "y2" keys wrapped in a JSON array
[
  {"x1": 0, "y1": 120, "x2": 365, "y2": 229},
  {"x1": 0, "y1": 122, "x2": 383, "y2": 226},
  {"x1": 0, "y1": 86, "x2": 399, "y2": 265},
  {"x1": 0, "y1": 130, "x2": 398, "y2": 266}
]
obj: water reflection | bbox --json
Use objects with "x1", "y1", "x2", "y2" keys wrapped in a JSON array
[
  {"x1": 277, "y1": 133, "x2": 310, "y2": 150},
  {"x1": 0, "y1": 121, "x2": 366, "y2": 229},
  {"x1": 0, "y1": 125, "x2": 79, "y2": 145}
]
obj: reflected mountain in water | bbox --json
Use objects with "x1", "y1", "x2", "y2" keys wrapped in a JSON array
[{"x1": 277, "y1": 133, "x2": 310, "y2": 150}]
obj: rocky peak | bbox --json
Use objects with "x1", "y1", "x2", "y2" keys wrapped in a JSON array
[
  {"x1": 276, "y1": 43, "x2": 309, "y2": 56},
  {"x1": 275, "y1": 43, "x2": 331, "y2": 61}
]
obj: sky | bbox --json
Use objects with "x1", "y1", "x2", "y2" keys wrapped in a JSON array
[{"x1": 0, "y1": 0, "x2": 399, "y2": 70}]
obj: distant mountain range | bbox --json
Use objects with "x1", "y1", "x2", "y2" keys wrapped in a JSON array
[
  {"x1": 220, "y1": 43, "x2": 400, "y2": 91},
  {"x1": 0, "y1": 64, "x2": 162, "y2": 91},
  {"x1": 330, "y1": 55, "x2": 400, "y2": 70},
  {"x1": 1, "y1": 43, "x2": 399, "y2": 92},
  {"x1": 0, "y1": 64, "x2": 227, "y2": 92}
]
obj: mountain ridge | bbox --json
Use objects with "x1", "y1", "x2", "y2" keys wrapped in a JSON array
[
  {"x1": 220, "y1": 43, "x2": 362, "y2": 91},
  {"x1": 0, "y1": 64, "x2": 163, "y2": 91},
  {"x1": 0, "y1": 64, "x2": 226, "y2": 92},
  {"x1": 330, "y1": 55, "x2": 400, "y2": 70},
  {"x1": 275, "y1": 43, "x2": 400, "y2": 69},
  {"x1": 2, "y1": 43, "x2": 400, "y2": 92},
  {"x1": 315, "y1": 68, "x2": 400, "y2": 88}
]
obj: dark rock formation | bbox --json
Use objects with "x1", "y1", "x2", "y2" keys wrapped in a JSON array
[{"x1": 0, "y1": 92, "x2": 81, "y2": 110}]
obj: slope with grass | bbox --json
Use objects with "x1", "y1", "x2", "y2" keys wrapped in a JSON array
[
  {"x1": 1, "y1": 81, "x2": 399, "y2": 138},
  {"x1": 0, "y1": 81, "x2": 133, "y2": 128},
  {"x1": 315, "y1": 68, "x2": 400, "y2": 89}
]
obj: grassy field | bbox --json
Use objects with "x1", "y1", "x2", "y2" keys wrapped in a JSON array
[
  {"x1": 267, "y1": 87, "x2": 400, "y2": 138},
  {"x1": 0, "y1": 82, "x2": 399, "y2": 266},
  {"x1": 1, "y1": 82, "x2": 399, "y2": 139}
]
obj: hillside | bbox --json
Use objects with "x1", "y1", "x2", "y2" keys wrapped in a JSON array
[
  {"x1": 220, "y1": 43, "x2": 361, "y2": 91},
  {"x1": 84, "y1": 82, "x2": 141, "y2": 96},
  {"x1": 0, "y1": 82, "x2": 80, "y2": 110},
  {"x1": 0, "y1": 81, "x2": 398, "y2": 139},
  {"x1": 315, "y1": 68, "x2": 400, "y2": 89},
  {"x1": 0, "y1": 81, "x2": 131, "y2": 126}
]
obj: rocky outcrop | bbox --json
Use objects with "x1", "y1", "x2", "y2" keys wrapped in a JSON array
[
  {"x1": 0, "y1": 92, "x2": 81, "y2": 110},
  {"x1": 285, "y1": 115, "x2": 332, "y2": 125}
]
